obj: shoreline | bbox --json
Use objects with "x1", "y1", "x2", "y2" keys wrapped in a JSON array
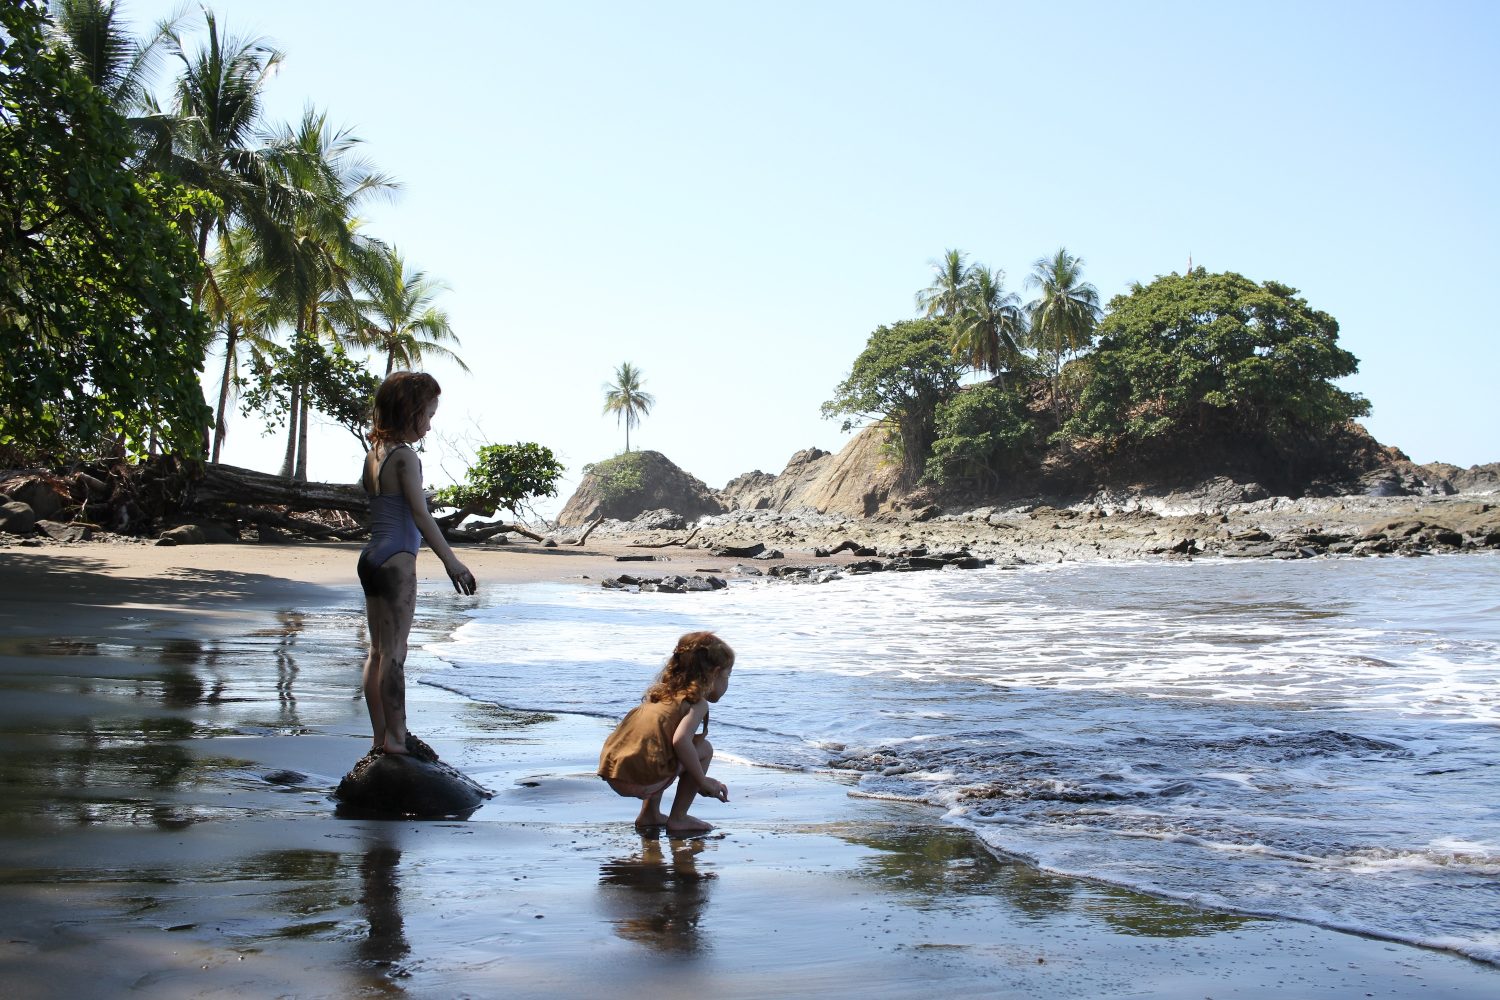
[{"x1": 1, "y1": 542, "x2": 1498, "y2": 997}]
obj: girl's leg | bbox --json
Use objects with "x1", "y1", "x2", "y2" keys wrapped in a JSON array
[
  {"x1": 362, "y1": 594, "x2": 386, "y2": 751},
  {"x1": 667, "y1": 736, "x2": 714, "y2": 833},
  {"x1": 362, "y1": 554, "x2": 417, "y2": 755},
  {"x1": 635, "y1": 789, "x2": 667, "y2": 830}
]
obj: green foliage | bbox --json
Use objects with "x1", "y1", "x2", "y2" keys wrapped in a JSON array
[
  {"x1": 582, "y1": 451, "x2": 647, "y2": 506},
  {"x1": 1068, "y1": 269, "x2": 1370, "y2": 448},
  {"x1": 237, "y1": 333, "x2": 381, "y2": 446},
  {"x1": 1, "y1": 0, "x2": 212, "y2": 459},
  {"x1": 434, "y1": 442, "x2": 564, "y2": 519},
  {"x1": 924, "y1": 383, "x2": 1035, "y2": 487},
  {"x1": 821, "y1": 318, "x2": 963, "y2": 481}
]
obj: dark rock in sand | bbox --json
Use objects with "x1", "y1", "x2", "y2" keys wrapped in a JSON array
[
  {"x1": 714, "y1": 542, "x2": 766, "y2": 558},
  {"x1": 0, "y1": 501, "x2": 37, "y2": 535},
  {"x1": 335, "y1": 739, "x2": 491, "y2": 818},
  {"x1": 35, "y1": 519, "x2": 92, "y2": 542},
  {"x1": 1, "y1": 477, "x2": 67, "y2": 520},
  {"x1": 156, "y1": 520, "x2": 238, "y2": 545}
]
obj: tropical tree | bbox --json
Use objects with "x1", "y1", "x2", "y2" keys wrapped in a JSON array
[
  {"x1": 821, "y1": 319, "x2": 963, "y2": 484},
  {"x1": 1068, "y1": 268, "x2": 1370, "y2": 452},
  {"x1": 1, "y1": 0, "x2": 210, "y2": 461},
  {"x1": 44, "y1": 0, "x2": 181, "y2": 128},
  {"x1": 1025, "y1": 247, "x2": 1101, "y2": 414},
  {"x1": 339, "y1": 243, "x2": 466, "y2": 376},
  {"x1": 952, "y1": 266, "x2": 1026, "y2": 382},
  {"x1": 915, "y1": 248, "x2": 976, "y2": 319},
  {"x1": 255, "y1": 109, "x2": 395, "y2": 479},
  {"x1": 925, "y1": 383, "x2": 1035, "y2": 489},
  {"x1": 602, "y1": 362, "x2": 655, "y2": 452},
  {"x1": 161, "y1": 7, "x2": 284, "y2": 274},
  {"x1": 202, "y1": 226, "x2": 282, "y2": 463}
]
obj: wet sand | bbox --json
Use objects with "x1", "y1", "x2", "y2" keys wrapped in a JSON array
[{"x1": 2, "y1": 540, "x2": 1497, "y2": 998}]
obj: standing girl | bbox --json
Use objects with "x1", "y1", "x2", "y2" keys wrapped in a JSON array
[
  {"x1": 599, "y1": 631, "x2": 734, "y2": 833},
  {"x1": 358, "y1": 371, "x2": 476, "y2": 756}
]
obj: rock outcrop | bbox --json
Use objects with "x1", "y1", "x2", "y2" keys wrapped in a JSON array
[
  {"x1": 557, "y1": 450, "x2": 725, "y2": 526},
  {"x1": 335, "y1": 737, "x2": 491, "y2": 818}
]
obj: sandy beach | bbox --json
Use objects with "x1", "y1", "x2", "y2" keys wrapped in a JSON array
[{"x1": 2, "y1": 538, "x2": 1497, "y2": 998}]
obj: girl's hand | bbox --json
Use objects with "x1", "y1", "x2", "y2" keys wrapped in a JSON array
[
  {"x1": 702, "y1": 777, "x2": 729, "y2": 803},
  {"x1": 446, "y1": 560, "x2": 477, "y2": 595}
]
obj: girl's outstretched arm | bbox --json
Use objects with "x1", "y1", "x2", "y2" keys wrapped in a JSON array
[
  {"x1": 672, "y1": 700, "x2": 727, "y2": 802},
  {"x1": 393, "y1": 448, "x2": 476, "y2": 595}
]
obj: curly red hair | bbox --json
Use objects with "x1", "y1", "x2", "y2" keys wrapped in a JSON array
[{"x1": 646, "y1": 631, "x2": 734, "y2": 704}]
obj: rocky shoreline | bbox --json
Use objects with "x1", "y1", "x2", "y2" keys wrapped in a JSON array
[{"x1": 566, "y1": 493, "x2": 1500, "y2": 578}]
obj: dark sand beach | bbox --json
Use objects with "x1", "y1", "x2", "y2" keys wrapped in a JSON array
[{"x1": 2, "y1": 541, "x2": 1497, "y2": 998}]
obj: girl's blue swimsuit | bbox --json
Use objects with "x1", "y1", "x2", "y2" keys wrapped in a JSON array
[{"x1": 362, "y1": 445, "x2": 421, "y2": 567}]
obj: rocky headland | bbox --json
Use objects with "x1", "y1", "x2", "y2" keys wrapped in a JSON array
[{"x1": 555, "y1": 425, "x2": 1500, "y2": 571}]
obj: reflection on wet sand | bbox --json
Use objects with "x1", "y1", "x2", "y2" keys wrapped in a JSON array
[
  {"x1": 598, "y1": 835, "x2": 716, "y2": 954},
  {"x1": 357, "y1": 834, "x2": 412, "y2": 983},
  {"x1": 839, "y1": 824, "x2": 1249, "y2": 937}
]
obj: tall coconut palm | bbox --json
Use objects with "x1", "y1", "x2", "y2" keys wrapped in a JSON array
[
  {"x1": 1025, "y1": 248, "x2": 1101, "y2": 412},
  {"x1": 45, "y1": 0, "x2": 182, "y2": 129},
  {"x1": 338, "y1": 244, "x2": 466, "y2": 376},
  {"x1": 602, "y1": 362, "x2": 654, "y2": 453},
  {"x1": 162, "y1": 8, "x2": 285, "y2": 281},
  {"x1": 258, "y1": 109, "x2": 395, "y2": 479},
  {"x1": 203, "y1": 227, "x2": 280, "y2": 464},
  {"x1": 952, "y1": 266, "x2": 1026, "y2": 383},
  {"x1": 916, "y1": 248, "x2": 978, "y2": 320}
]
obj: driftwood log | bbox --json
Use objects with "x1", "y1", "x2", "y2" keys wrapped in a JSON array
[
  {"x1": 188, "y1": 463, "x2": 530, "y2": 544},
  {"x1": 628, "y1": 526, "x2": 701, "y2": 548},
  {"x1": 448, "y1": 521, "x2": 544, "y2": 543}
]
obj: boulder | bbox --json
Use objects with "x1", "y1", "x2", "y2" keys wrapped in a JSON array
[
  {"x1": 35, "y1": 519, "x2": 92, "y2": 542},
  {"x1": 335, "y1": 742, "x2": 491, "y2": 818},
  {"x1": 2, "y1": 477, "x2": 68, "y2": 519},
  {"x1": 0, "y1": 501, "x2": 36, "y2": 535}
]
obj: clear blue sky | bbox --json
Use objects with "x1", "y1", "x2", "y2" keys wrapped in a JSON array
[{"x1": 128, "y1": 1, "x2": 1499, "y2": 513}]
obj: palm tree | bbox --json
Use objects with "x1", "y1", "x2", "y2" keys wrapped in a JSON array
[
  {"x1": 602, "y1": 362, "x2": 654, "y2": 452},
  {"x1": 916, "y1": 248, "x2": 977, "y2": 319},
  {"x1": 45, "y1": 0, "x2": 182, "y2": 127},
  {"x1": 339, "y1": 244, "x2": 466, "y2": 376},
  {"x1": 952, "y1": 266, "x2": 1026, "y2": 383},
  {"x1": 203, "y1": 226, "x2": 279, "y2": 464},
  {"x1": 1025, "y1": 248, "x2": 1101, "y2": 413},
  {"x1": 161, "y1": 8, "x2": 286, "y2": 281},
  {"x1": 258, "y1": 109, "x2": 396, "y2": 479}
]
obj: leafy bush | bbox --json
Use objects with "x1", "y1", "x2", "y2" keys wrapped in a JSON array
[
  {"x1": 924, "y1": 383, "x2": 1035, "y2": 487},
  {"x1": 433, "y1": 442, "x2": 563, "y2": 520},
  {"x1": 582, "y1": 451, "x2": 647, "y2": 507}
]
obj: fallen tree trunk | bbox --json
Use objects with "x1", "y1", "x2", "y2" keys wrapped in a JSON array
[
  {"x1": 628, "y1": 526, "x2": 700, "y2": 548},
  {"x1": 577, "y1": 513, "x2": 606, "y2": 546},
  {"x1": 191, "y1": 463, "x2": 369, "y2": 515},
  {"x1": 233, "y1": 506, "x2": 370, "y2": 541},
  {"x1": 449, "y1": 521, "x2": 545, "y2": 543}
]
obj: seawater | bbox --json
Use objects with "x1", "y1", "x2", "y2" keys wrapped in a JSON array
[{"x1": 425, "y1": 554, "x2": 1500, "y2": 964}]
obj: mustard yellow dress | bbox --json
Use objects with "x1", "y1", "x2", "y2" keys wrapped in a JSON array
[{"x1": 598, "y1": 697, "x2": 708, "y2": 790}]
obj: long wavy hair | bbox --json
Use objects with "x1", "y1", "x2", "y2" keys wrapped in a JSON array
[
  {"x1": 645, "y1": 631, "x2": 734, "y2": 704},
  {"x1": 368, "y1": 371, "x2": 441, "y2": 445}
]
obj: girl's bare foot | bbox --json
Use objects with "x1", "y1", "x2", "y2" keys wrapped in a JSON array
[
  {"x1": 666, "y1": 814, "x2": 713, "y2": 834},
  {"x1": 381, "y1": 737, "x2": 411, "y2": 756},
  {"x1": 634, "y1": 805, "x2": 667, "y2": 830}
]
